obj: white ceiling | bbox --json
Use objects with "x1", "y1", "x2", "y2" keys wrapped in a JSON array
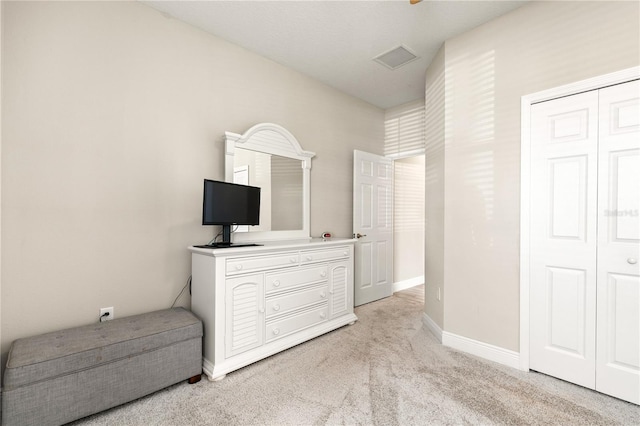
[{"x1": 143, "y1": 0, "x2": 528, "y2": 109}]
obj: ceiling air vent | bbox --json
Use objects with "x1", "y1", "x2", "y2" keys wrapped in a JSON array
[{"x1": 374, "y1": 45, "x2": 418, "y2": 70}]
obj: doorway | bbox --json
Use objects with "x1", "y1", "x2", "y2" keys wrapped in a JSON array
[
  {"x1": 353, "y1": 99, "x2": 427, "y2": 306},
  {"x1": 352, "y1": 150, "x2": 426, "y2": 306},
  {"x1": 393, "y1": 155, "x2": 425, "y2": 292}
]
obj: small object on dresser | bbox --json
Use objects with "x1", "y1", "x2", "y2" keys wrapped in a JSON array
[{"x1": 321, "y1": 232, "x2": 331, "y2": 240}]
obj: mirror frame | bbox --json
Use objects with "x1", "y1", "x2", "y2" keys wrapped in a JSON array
[{"x1": 225, "y1": 123, "x2": 315, "y2": 242}]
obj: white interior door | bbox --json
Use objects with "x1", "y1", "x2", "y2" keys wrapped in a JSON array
[
  {"x1": 353, "y1": 150, "x2": 393, "y2": 306},
  {"x1": 595, "y1": 80, "x2": 640, "y2": 404},
  {"x1": 529, "y1": 91, "x2": 599, "y2": 389}
]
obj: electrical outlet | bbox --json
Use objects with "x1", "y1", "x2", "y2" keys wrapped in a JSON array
[
  {"x1": 99, "y1": 307, "x2": 114, "y2": 322},
  {"x1": 437, "y1": 287, "x2": 441, "y2": 301}
]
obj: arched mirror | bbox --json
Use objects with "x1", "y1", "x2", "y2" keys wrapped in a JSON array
[{"x1": 224, "y1": 123, "x2": 315, "y2": 242}]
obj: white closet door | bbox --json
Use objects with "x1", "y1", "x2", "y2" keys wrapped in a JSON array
[
  {"x1": 529, "y1": 91, "x2": 599, "y2": 389},
  {"x1": 596, "y1": 80, "x2": 640, "y2": 404}
]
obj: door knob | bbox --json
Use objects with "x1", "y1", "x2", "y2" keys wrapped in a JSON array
[
  {"x1": 355, "y1": 233, "x2": 367, "y2": 239},
  {"x1": 628, "y1": 258, "x2": 638, "y2": 265}
]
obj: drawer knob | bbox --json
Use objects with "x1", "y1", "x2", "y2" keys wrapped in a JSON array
[
  {"x1": 320, "y1": 312, "x2": 326, "y2": 319},
  {"x1": 273, "y1": 304, "x2": 280, "y2": 311},
  {"x1": 235, "y1": 265, "x2": 243, "y2": 270},
  {"x1": 628, "y1": 258, "x2": 638, "y2": 265},
  {"x1": 290, "y1": 258, "x2": 297, "y2": 263},
  {"x1": 306, "y1": 256, "x2": 312, "y2": 261},
  {"x1": 343, "y1": 251, "x2": 348, "y2": 256},
  {"x1": 320, "y1": 291, "x2": 326, "y2": 298},
  {"x1": 273, "y1": 280, "x2": 281, "y2": 287},
  {"x1": 320, "y1": 271, "x2": 327, "y2": 278},
  {"x1": 273, "y1": 328, "x2": 280, "y2": 336}
]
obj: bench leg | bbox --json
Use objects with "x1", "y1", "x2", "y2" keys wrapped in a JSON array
[{"x1": 187, "y1": 374, "x2": 202, "y2": 384}]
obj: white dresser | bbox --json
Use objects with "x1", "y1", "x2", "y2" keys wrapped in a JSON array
[{"x1": 189, "y1": 238, "x2": 357, "y2": 380}]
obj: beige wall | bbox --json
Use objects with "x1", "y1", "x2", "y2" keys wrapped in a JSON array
[
  {"x1": 393, "y1": 155, "x2": 424, "y2": 284},
  {"x1": 0, "y1": 1, "x2": 383, "y2": 362},
  {"x1": 424, "y1": 45, "x2": 445, "y2": 328},
  {"x1": 425, "y1": 1, "x2": 639, "y2": 351}
]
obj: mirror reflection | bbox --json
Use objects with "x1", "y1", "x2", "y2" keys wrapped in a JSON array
[{"x1": 233, "y1": 148, "x2": 303, "y2": 232}]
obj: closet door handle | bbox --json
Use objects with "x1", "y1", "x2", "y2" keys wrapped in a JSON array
[{"x1": 628, "y1": 258, "x2": 638, "y2": 265}]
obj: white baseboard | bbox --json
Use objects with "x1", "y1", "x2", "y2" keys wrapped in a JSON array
[
  {"x1": 422, "y1": 313, "x2": 443, "y2": 343},
  {"x1": 442, "y1": 331, "x2": 520, "y2": 369},
  {"x1": 422, "y1": 313, "x2": 520, "y2": 369},
  {"x1": 393, "y1": 276, "x2": 424, "y2": 293}
]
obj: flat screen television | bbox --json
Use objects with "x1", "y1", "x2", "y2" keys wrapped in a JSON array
[{"x1": 202, "y1": 179, "x2": 261, "y2": 246}]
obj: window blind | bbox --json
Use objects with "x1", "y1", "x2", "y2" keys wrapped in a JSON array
[{"x1": 384, "y1": 99, "x2": 425, "y2": 158}]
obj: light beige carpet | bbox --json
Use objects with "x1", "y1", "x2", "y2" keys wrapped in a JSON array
[{"x1": 71, "y1": 286, "x2": 639, "y2": 425}]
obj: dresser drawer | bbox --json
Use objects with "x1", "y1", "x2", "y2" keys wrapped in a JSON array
[
  {"x1": 300, "y1": 246, "x2": 351, "y2": 265},
  {"x1": 266, "y1": 305, "x2": 328, "y2": 342},
  {"x1": 265, "y1": 284, "x2": 328, "y2": 318},
  {"x1": 226, "y1": 252, "x2": 299, "y2": 275},
  {"x1": 265, "y1": 265, "x2": 327, "y2": 293}
]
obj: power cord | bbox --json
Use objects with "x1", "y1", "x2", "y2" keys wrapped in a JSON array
[
  {"x1": 171, "y1": 275, "x2": 192, "y2": 308},
  {"x1": 207, "y1": 225, "x2": 240, "y2": 245},
  {"x1": 207, "y1": 229, "x2": 223, "y2": 245}
]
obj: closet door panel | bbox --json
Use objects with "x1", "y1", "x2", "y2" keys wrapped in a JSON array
[
  {"x1": 529, "y1": 91, "x2": 599, "y2": 389},
  {"x1": 596, "y1": 80, "x2": 640, "y2": 405}
]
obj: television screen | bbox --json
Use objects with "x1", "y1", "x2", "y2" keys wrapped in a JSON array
[{"x1": 202, "y1": 179, "x2": 261, "y2": 226}]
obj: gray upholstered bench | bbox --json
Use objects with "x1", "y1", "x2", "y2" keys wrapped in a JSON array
[{"x1": 2, "y1": 307, "x2": 203, "y2": 426}]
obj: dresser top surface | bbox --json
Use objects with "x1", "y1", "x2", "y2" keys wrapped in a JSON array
[{"x1": 189, "y1": 237, "x2": 356, "y2": 257}]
